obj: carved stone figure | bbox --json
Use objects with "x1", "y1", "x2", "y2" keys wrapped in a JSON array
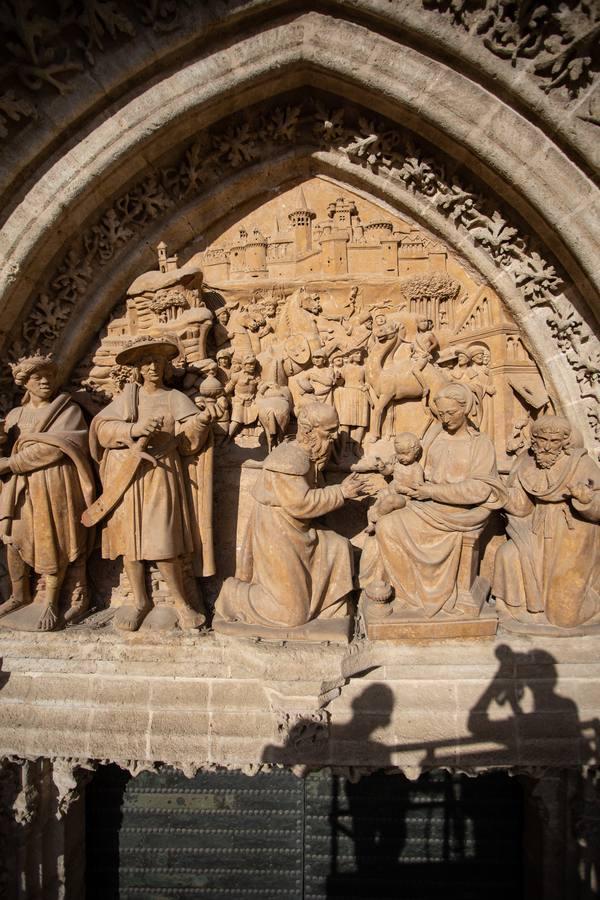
[
  {"x1": 212, "y1": 306, "x2": 233, "y2": 350},
  {"x1": 295, "y1": 348, "x2": 338, "y2": 408},
  {"x1": 364, "y1": 433, "x2": 424, "y2": 535},
  {"x1": 506, "y1": 418, "x2": 530, "y2": 456},
  {"x1": 258, "y1": 294, "x2": 278, "y2": 324},
  {"x1": 0, "y1": 353, "x2": 95, "y2": 631},
  {"x1": 225, "y1": 353, "x2": 260, "y2": 441},
  {"x1": 451, "y1": 347, "x2": 477, "y2": 384},
  {"x1": 467, "y1": 344, "x2": 496, "y2": 432},
  {"x1": 332, "y1": 348, "x2": 370, "y2": 454},
  {"x1": 255, "y1": 382, "x2": 293, "y2": 452},
  {"x1": 87, "y1": 336, "x2": 214, "y2": 631},
  {"x1": 215, "y1": 348, "x2": 233, "y2": 386},
  {"x1": 493, "y1": 415, "x2": 600, "y2": 634},
  {"x1": 276, "y1": 289, "x2": 323, "y2": 352},
  {"x1": 360, "y1": 383, "x2": 504, "y2": 636},
  {"x1": 213, "y1": 403, "x2": 368, "y2": 640},
  {"x1": 410, "y1": 316, "x2": 439, "y2": 368},
  {"x1": 365, "y1": 320, "x2": 448, "y2": 440},
  {"x1": 197, "y1": 374, "x2": 230, "y2": 444}
]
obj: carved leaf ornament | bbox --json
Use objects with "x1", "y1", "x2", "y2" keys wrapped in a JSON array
[{"x1": 423, "y1": 0, "x2": 600, "y2": 105}]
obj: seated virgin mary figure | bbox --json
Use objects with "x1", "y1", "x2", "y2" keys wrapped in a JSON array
[{"x1": 359, "y1": 383, "x2": 504, "y2": 619}]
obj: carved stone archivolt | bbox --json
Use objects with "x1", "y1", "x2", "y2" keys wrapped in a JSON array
[
  {"x1": 0, "y1": 1, "x2": 596, "y2": 161},
  {"x1": 1, "y1": 96, "x2": 596, "y2": 456},
  {"x1": 0, "y1": 0, "x2": 188, "y2": 141},
  {"x1": 422, "y1": 0, "x2": 600, "y2": 106}
]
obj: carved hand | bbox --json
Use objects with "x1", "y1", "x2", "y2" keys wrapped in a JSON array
[
  {"x1": 341, "y1": 472, "x2": 374, "y2": 499},
  {"x1": 131, "y1": 416, "x2": 164, "y2": 439},
  {"x1": 567, "y1": 480, "x2": 594, "y2": 505},
  {"x1": 369, "y1": 456, "x2": 391, "y2": 477},
  {"x1": 193, "y1": 407, "x2": 212, "y2": 427},
  {"x1": 403, "y1": 483, "x2": 433, "y2": 501}
]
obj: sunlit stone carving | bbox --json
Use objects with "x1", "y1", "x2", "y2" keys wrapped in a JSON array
[{"x1": 0, "y1": 354, "x2": 94, "y2": 632}]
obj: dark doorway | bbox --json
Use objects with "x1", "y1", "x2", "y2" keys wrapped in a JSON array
[{"x1": 85, "y1": 766, "x2": 523, "y2": 899}]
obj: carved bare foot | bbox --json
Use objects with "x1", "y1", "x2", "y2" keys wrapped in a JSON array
[
  {"x1": 38, "y1": 603, "x2": 59, "y2": 632},
  {"x1": 63, "y1": 598, "x2": 90, "y2": 625},
  {"x1": 114, "y1": 604, "x2": 150, "y2": 632},
  {"x1": 0, "y1": 595, "x2": 32, "y2": 619},
  {"x1": 175, "y1": 604, "x2": 206, "y2": 631}
]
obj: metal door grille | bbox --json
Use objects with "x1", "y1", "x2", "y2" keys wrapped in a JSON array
[
  {"x1": 86, "y1": 766, "x2": 523, "y2": 899},
  {"x1": 86, "y1": 767, "x2": 303, "y2": 899}
]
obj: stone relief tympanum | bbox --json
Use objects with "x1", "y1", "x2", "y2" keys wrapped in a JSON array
[{"x1": 0, "y1": 177, "x2": 596, "y2": 641}]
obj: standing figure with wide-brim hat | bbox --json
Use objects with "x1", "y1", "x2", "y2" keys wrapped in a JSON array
[{"x1": 88, "y1": 335, "x2": 215, "y2": 631}]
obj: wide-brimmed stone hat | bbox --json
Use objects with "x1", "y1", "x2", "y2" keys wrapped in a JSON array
[{"x1": 115, "y1": 335, "x2": 180, "y2": 366}]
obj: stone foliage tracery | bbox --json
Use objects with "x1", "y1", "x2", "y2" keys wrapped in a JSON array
[
  {"x1": 0, "y1": 0, "x2": 187, "y2": 138},
  {"x1": 3, "y1": 97, "x2": 597, "y2": 444},
  {"x1": 0, "y1": 0, "x2": 596, "y2": 152},
  {"x1": 422, "y1": 0, "x2": 600, "y2": 108}
]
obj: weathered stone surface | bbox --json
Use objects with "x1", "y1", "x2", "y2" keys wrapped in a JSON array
[
  {"x1": 0, "y1": 630, "x2": 598, "y2": 778},
  {"x1": 0, "y1": 11, "x2": 597, "y2": 455}
]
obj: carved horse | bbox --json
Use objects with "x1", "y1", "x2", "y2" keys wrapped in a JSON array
[{"x1": 365, "y1": 323, "x2": 450, "y2": 439}]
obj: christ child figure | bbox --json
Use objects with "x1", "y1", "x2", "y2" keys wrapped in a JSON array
[{"x1": 365, "y1": 432, "x2": 424, "y2": 534}]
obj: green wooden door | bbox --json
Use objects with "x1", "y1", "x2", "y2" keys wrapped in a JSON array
[{"x1": 86, "y1": 766, "x2": 523, "y2": 899}]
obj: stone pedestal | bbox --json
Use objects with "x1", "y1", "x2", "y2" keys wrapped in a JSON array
[
  {"x1": 362, "y1": 600, "x2": 498, "y2": 640},
  {"x1": 212, "y1": 613, "x2": 353, "y2": 643}
]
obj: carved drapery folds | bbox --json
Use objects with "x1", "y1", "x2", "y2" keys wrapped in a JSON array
[{"x1": 0, "y1": 352, "x2": 95, "y2": 632}]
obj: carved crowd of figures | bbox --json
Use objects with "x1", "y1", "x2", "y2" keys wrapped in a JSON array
[{"x1": 0, "y1": 260, "x2": 597, "y2": 641}]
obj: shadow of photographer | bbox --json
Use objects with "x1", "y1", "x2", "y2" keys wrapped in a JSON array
[{"x1": 261, "y1": 644, "x2": 599, "y2": 899}]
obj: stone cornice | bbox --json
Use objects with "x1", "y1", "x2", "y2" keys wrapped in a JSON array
[{"x1": 0, "y1": 628, "x2": 597, "y2": 776}]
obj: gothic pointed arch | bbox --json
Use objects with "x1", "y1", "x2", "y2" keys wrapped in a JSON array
[{"x1": 0, "y1": 63, "x2": 596, "y2": 446}]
